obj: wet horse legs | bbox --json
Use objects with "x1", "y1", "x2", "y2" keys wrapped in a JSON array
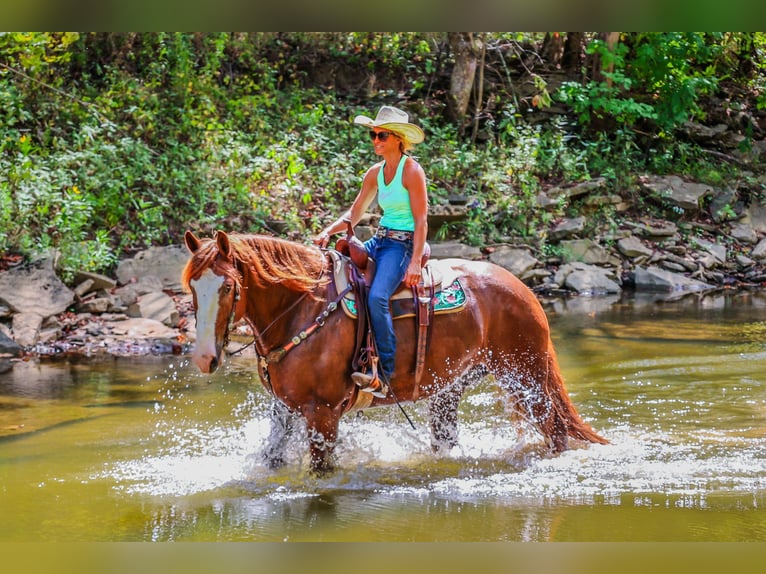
[
  {"x1": 262, "y1": 400, "x2": 297, "y2": 469},
  {"x1": 428, "y1": 380, "x2": 467, "y2": 453}
]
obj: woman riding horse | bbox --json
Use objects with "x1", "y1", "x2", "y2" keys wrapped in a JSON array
[
  {"x1": 314, "y1": 105, "x2": 428, "y2": 398},
  {"x1": 182, "y1": 228, "x2": 607, "y2": 475}
]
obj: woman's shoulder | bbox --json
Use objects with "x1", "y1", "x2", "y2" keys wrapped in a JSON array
[
  {"x1": 362, "y1": 161, "x2": 384, "y2": 184},
  {"x1": 402, "y1": 156, "x2": 425, "y2": 177}
]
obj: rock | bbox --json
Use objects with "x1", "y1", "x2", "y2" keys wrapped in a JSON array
[
  {"x1": 559, "y1": 239, "x2": 611, "y2": 265},
  {"x1": 488, "y1": 246, "x2": 540, "y2": 277},
  {"x1": 736, "y1": 254, "x2": 755, "y2": 268},
  {"x1": 73, "y1": 278, "x2": 95, "y2": 298},
  {"x1": 681, "y1": 121, "x2": 729, "y2": 143},
  {"x1": 0, "y1": 259, "x2": 74, "y2": 318},
  {"x1": 428, "y1": 204, "x2": 469, "y2": 234},
  {"x1": 634, "y1": 265, "x2": 714, "y2": 292},
  {"x1": 693, "y1": 237, "x2": 726, "y2": 263},
  {"x1": 77, "y1": 296, "x2": 113, "y2": 314},
  {"x1": 546, "y1": 177, "x2": 608, "y2": 200},
  {"x1": 662, "y1": 252, "x2": 698, "y2": 272},
  {"x1": 115, "y1": 244, "x2": 189, "y2": 291},
  {"x1": 108, "y1": 317, "x2": 179, "y2": 339},
  {"x1": 0, "y1": 329, "x2": 22, "y2": 357},
  {"x1": 554, "y1": 262, "x2": 621, "y2": 295},
  {"x1": 11, "y1": 312, "x2": 43, "y2": 348},
  {"x1": 550, "y1": 217, "x2": 585, "y2": 240},
  {"x1": 127, "y1": 291, "x2": 179, "y2": 327},
  {"x1": 73, "y1": 271, "x2": 117, "y2": 294},
  {"x1": 751, "y1": 238, "x2": 766, "y2": 261},
  {"x1": 730, "y1": 223, "x2": 759, "y2": 244},
  {"x1": 709, "y1": 187, "x2": 740, "y2": 222},
  {"x1": 743, "y1": 202, "x2": 766, "y2": 234},
  {"x1": 430, "y1": 241, "x2": 483, "y2": 260},
  {"x1": 617, "y1": 236, "x2": 653, "y2": 259},
  {"x1": 631, "y1": 220, "x2": 678, "y2": 238},
  {"x1": 640, "y1": 175, "x2": 714, "y2": 211}
]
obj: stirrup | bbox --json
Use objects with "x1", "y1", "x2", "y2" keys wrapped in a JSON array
[{"x1": 351, "y1": 371, "x2": 388, "y2": 398}]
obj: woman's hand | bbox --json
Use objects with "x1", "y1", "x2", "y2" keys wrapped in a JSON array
[
  {"x1": 403, "y1": 259, "x2": 421, "y2": 287},
  {"x1": 313, "y1": 230, "x2": 331, "y2": 248}
]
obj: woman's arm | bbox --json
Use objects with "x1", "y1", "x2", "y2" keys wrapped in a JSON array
[
  {"x1": 403, "y1": 159, "x2": 428, "y2": 287},
  {"x1": 313, "y1": 164, "x2": 380, "y2": 247}
]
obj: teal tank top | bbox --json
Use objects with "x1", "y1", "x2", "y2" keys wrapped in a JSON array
[{"x1": 377, "y1": 156, "x2": 415, "y2": 231}]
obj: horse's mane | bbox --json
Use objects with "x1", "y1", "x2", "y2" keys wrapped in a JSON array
[{"x1": 181, "y1": 234, "x2": 328, "y2": 296}]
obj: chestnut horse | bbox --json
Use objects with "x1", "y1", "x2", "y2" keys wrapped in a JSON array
[{"x1": 181, "y1": 230, "x2": 606, "y2": 474}]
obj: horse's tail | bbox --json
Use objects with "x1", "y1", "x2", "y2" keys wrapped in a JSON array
[{"x1": 544, "y1": 339, "x2": 608, "y2": 446}]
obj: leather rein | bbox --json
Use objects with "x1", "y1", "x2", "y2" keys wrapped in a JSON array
[{"x1": 222, "y1": 255, "x2": 351, "y2": 389}]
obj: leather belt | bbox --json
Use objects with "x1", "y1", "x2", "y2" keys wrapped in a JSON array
[{"x1": 375, "y1": 227, "x2": 414, "y2": 241}]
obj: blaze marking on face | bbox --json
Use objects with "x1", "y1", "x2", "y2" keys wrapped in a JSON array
[{"x1": 191, "y1": 269, "x2": 226, "y2": 348}]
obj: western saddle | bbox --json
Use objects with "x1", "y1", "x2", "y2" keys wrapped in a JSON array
[{"x1": 334, "y1": 220, "x2": 435, "y2": 389}]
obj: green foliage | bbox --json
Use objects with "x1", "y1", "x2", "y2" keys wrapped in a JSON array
[
  {"x1": 557, "y1": 33, "x2": 721, "y2": 131},
  {"x1": 0, "y1": 32, "x2": 763, "y2": 281}
]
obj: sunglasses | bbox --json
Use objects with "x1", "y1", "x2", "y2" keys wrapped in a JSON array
[{"x1": 369, "y1": 131, "x2": 393, "y2": 142}]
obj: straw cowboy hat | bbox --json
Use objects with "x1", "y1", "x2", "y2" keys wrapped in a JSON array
[{"x1": 353, "y1": 105, "x2": 425, "y2": 145}]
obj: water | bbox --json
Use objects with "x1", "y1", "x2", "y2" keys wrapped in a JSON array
[{"x1": 1, "y1": 291, "x2": 765, "y2": 541}]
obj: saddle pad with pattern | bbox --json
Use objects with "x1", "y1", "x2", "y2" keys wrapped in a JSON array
[
  {"x1": 327, "y1": 250, "x2": 467, "y2": 320},
  {"x1": 341, "y1": 277, "x2": 466, "y2": 320}
]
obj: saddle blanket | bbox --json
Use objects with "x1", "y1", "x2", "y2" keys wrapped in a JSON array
[{"x1": 341, "y1": 277, "x2": 467, "y2": 320}]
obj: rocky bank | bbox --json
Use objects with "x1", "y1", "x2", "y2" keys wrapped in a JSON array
[{"x1": 1, "y1": 173, "x2": 766, "y2": 367}]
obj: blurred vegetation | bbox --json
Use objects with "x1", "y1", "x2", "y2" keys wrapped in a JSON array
[{"x1": 1, "y1": 32, "x2": 764, "y2": 282}]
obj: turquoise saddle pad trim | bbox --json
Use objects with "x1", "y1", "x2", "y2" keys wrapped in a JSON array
[{"x1": 341, "y1": 277, "x2": 466, "y2": 319}]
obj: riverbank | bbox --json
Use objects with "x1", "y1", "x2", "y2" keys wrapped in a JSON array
[{"x1": 1, "y1": 173, "x2": 766, "y2": 366}]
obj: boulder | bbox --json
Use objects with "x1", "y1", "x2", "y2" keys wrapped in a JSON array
[
  {"x1": 488, "y1": 246, "x2": 540, "y2": 277},
  {"x1": 633, "y1": 266, "x2": 714, "y2": 292},
  {"x1": 729, "y1": 223, "x2": 759, "y2": 244},
  {"x1": 127, "y1": 291, "x2": 179, "y2": 327},
  {"x1": 429, "y1": 241, "x2": 484, "y2": 260},
  {"x1": 0, "y1": 329, "x2": 22, "y2": 357},
  {"x1": 617, "y1": 236, "x2": 654, "y2": 259},
  {"x1": 107, "y1": 317, "x2": 179, "y2": 339},
  {"x1": 742, "y1": 202, "x2": 766, "y2": 234},
  {"x1": 554, "y1": 262, "x2": 621, "y2": 295},
  {"x1": 640, "y1": 175, "x2": 714, "y2": 211},
  {"x1": 0, "y1": 259, "x2": 74, "y2": 318},
  {"x1": 11, "y1": 312, "x2": 43, "y2": 348},
  {"x1": 559, "y1": 239, "x2": 611, "y2": 265},
  {"x1": 116, "y1": 244, "x2": 189, "y2": 291},
  {"x1": 550, "y1": 217, "x2": 585, "y2": 240},
  {"x1": 751, "y1": 238, "x2": 766, "y2": 261}
]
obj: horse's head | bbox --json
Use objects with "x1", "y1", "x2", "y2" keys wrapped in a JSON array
[{"x1": 182, "y1": 230, "x2": 246, "y2": 374}]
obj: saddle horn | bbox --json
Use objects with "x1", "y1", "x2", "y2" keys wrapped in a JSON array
[{"x1": 335, "y1": 218, "x2": 370, "y2": 270}]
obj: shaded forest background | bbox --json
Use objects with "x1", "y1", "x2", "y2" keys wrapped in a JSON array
[{"x1": 1, "y1": 32, "x2": 765, "y2": 282}]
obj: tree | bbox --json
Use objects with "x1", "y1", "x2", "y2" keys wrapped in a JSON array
[{"x1": 447, "y1": 32, "x2": 483, "y2": 129}]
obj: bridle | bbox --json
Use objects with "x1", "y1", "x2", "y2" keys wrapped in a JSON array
[{"x1": 213, "y1": 255, "x2": 351, "y2": 388}]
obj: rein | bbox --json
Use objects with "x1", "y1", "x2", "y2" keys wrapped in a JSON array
[
  {"x1": 225, "y1": 288, "x2": 310, "y2": 357},
  {"x1": 222, "y1": 255, "x2": 351, "y2": 386}
]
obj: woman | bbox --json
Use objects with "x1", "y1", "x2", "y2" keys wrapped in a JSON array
[{"x1": 314, "y1": 105, "x2": 428, "y2": 398}]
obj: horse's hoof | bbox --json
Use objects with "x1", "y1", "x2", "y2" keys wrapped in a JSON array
[{"x1": 262, "y1": 452, "x2": 287, "y2": 470}]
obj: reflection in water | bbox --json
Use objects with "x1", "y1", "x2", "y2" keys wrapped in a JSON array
[{"x1": 1, "y1": 291, "x2": 765, "y2": 541}]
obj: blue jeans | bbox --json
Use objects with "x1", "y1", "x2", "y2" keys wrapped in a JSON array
[{"x1": 363, "y1": 235, "x2": 413, "y2": 381}]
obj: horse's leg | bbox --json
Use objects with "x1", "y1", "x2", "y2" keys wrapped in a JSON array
[
  {"x1": 428, "y1": 377, "x2": 470, "y2": 453},
  {"x1": 261, "y1": 399, "x2": 297, "y2": 469},
  {"x1": 302, "y1": 404, "x2": 340, "y2": 476}
]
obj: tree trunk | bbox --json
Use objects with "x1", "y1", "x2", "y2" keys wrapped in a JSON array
[
  {"x1": 447, "y1": 32, "x2": 482, "y2": 126},
  {"x1": 590, "y1": 32, "x2": 621, "y2": 85},
  {"x1": 541, "y1": 32, "x2": 565, "y2": 68},
  {"x1": 562, "y1": 32, "x2": 585, "y2": 75}
]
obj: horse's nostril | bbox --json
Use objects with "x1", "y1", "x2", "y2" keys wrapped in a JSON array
[{"x1": 209, "y1": 357, "x2": 219, "y2": 372}]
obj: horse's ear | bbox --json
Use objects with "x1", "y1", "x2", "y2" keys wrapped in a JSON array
[
  {"x1": 216, "y1": 230, "x2": 233, "y2": 260},
  {"x1": 184, "y1": 230, "x2": 201, "y2": 253}
]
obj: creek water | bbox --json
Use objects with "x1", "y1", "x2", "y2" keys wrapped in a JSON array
[{"x1": 1, "y1": 290, "x2": 765, "y2": 542}]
